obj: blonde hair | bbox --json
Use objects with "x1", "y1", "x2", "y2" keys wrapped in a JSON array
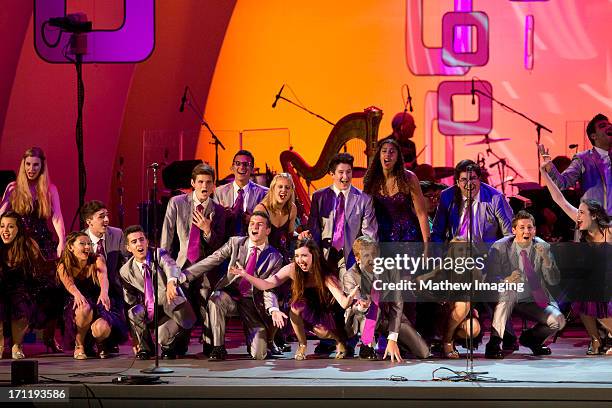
[
  {"x1": 10, "y1": 147, "x2": 52, "y2": 218},
  {"x1": 352, "y1": 235, "x2": 379, "y2": 259},
  {"x1": 260, "y1": 173, "x2": 295, "y2": 215}
]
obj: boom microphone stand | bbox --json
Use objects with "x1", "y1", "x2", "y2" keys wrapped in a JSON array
[
  {"x1": 141, "y1": 163, "x2": 173, "y2": 374},
  {"x1": 473, "y1": 82, "x2": 552, "y2": 185},
  {"x1": 180, "y1": 86, "x2": 226, "y2": 185}
]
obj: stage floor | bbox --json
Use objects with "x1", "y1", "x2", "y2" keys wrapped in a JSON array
[{"x1": 1, "y1": 334, "x2": 612, "y2": 407}]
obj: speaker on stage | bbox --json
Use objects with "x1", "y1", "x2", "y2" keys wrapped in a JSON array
[{"x1": 11, "y1": 360, "x2": 38, "y2": 385}]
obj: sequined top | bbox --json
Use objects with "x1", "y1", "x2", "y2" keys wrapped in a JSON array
[{"x1": 373, "y1": 192, "x2": 421, "y2": 242}]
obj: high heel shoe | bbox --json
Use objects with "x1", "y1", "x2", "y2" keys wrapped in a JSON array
[
  {"x1": 334, "y1": 343, "x2": 348, "y2": 359},
  {"x1": 294, "y1": 344, "x2": 307, "y2": 361},
  {"x1": 587, "y1": 337, "x2": 602, "y2": 355},
  {"x1": 12, "y1": 344, "x2": 25, "y2": 360},
  {"x1": 43, "y1": 338, "x2": 63, "y2": 354},
  {"x1": 73, "y1": 345, "x2": 87, "y2": 360},
  {"x1": 443, "y1": 342, "x2": 460, "y2": 359}
]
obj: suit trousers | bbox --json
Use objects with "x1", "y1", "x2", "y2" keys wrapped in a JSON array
[
  {"x1": 351, "y1": 313, "x2": 430, "y2": 359},
  {"x1": 491, "y1": 292, "x2": 566, "y2": 344},
  {"x1": 127, "y1": 301, "x2": 195, "y2": 351},
  {"x1": 208, "y1": 290, "x2": 268, "y2": 360}
]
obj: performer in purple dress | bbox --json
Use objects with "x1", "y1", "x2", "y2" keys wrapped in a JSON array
[{"x1": 363, "y1": 137, "x2": 430, "y2": 243}]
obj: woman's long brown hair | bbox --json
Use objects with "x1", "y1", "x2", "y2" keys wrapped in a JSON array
[
  {"x1": 57, "y1": 231, "x2": 99, "y2": 286},
  {"x1": 290, "y1": 238, "x2": 332, "y2": 306},
  {"x1": 363, "y1": 137, "x2": 412, "y2": 196}
]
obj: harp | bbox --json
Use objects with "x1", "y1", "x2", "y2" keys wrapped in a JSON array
[{"x1": 280, "y1": 106, "x2": 383, "y2": 220}]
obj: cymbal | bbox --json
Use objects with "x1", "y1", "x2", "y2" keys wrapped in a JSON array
[
  {"x1": 466, "y1": 136, "x2": 511, "y2": 146},
  {"x1": 434, "y1": 166, "x2": 454, "y2": 179}
]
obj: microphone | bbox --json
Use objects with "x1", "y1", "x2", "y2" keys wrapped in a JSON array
[
  {"x1": 272, "y1": 84, "x2": 285, "y2": 108},
  {"x1": 471, "y1": 78, "x2": 475, "y2": 105},
  {"x1": 148, "y1": 162, "x2": 159, "y2": 169},
  {"x1": 569, "y1": 144, "x2": 578, "y2": 149},
  {"x1": 466, "y1": 164, "x2": 476, "y2": 172},
  {"x1": 179, "y1": 86, "x2": 188, "y2": 112}
]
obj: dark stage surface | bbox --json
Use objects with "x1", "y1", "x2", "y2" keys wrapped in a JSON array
[{"x1": 2, "y1": 334, "x2": 612, "y2": 407}]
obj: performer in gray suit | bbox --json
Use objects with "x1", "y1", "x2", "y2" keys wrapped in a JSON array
[
  {"x1": 343, "y1": 236, "x2": 429, "y2": 361},
  {"x1": 120, "y1": 225, "x2": 196, "y2": 360},
  {"x1": 541, "y1": 113, "x2": 612, "y2": 215},
  {"x1": 160, "y1": 163, "x2": 225, "y2": 354},
  {"x1": 180, "y1": 211, "x2": 284, "y2": 360},
  {"x1": 82, "y1": 200, "x2": 127, "y2": 355},
  {"x1": 484, "y1": 211, "x2": 565, "y2": 359},
  {"x1": 213, "y1": 150, "x2": 268, "y2": 237},
  {"x1": 300, "y1": 153, "x2": 378, "y2": 278}
]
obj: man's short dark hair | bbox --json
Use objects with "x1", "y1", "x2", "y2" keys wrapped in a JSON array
[
  {"x1": 512, "y1": 210, "x2": 535, "y2": 228},
  {"x1": 232, "y1": 150, "x2": 255, "y2": 166},
  {"x1": 123, "y1": 225, "x2": 145, "y2": 242},
  {"x1": 329, "y1": 153, "x2": 354, "y2": 173},
  {"x1": 81, "y1": 200, "x2": 107, "y2": 223},
  {"x1": 250, "y1": 211, "x2": 271, "y2": 228},
  {"x1": 420, "y1": 180, "x2": 447, "y2": 194},
  {"x1": 191, "y1": 163, "x2": 215, "y2": 182},
  {"x1": 454, "y1": 159, "x2": 481, "y2": 183},
  {"x1": 586, "y1": 113, "x2": 608, "y2": 144}
]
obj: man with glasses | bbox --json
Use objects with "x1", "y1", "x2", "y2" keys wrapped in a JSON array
[
  {"x1": 432, "y1": 159, "x2": 513, "y2": 244},
  {"x1": 214, "y1": 150, "x2": 268, "y2": 238}
]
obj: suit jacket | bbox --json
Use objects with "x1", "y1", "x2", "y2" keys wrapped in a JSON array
[
  {"x1": 485, "y1": 236, "x2": 560, "y2": 302},
  {"x1": 160, "y1": 193, "x2": 226, "y2": 268},
  {"x1": 213, "y1": 181, "x2": 268, "y2": 213},
  {"x1": 119, "y1": 248, "x2": 190, "y2": 317},
  {"x1": 343, "y1": 263, "x2": 402, "y2": 336},
  {"x1": 431, "y1": 183, "x2": 513, "y2": 243},
  {"x1": 548, "y1": 148, "x2": 612, "y2": 214},
  {"x1": 308, "y1": 185, "x2": 378, "y2": 269},
  {"x1": 84, "y1": 226, "x2": 126, "y2": 300},
  {"x1": 184, "y1": 236, "x2": 282, "y2": 325}
]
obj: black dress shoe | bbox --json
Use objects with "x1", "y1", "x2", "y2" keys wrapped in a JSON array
[
  {"x1": 202, "y1": 343, "x2": 214, "y2": 357},
  {"x1": 270, "y1": 343, "x2": 283, "y2": 356},
  {"x1": 519, "y1": 332, "x2": 552, "y2": 356},
  {"x1": 161, "y1": 347, "x2": 177, "y2": 360},
  {"x1": 359, "y1": 345, "x2": 377, "y2": 360},
  {"x1": 282, "y1": 343, "x2": 292, "y2": 353},
  {"x1": 136, "y1": 351, "x2": 150, "y2": 360},
  {"x1": 485, "y1": 337, "x2": 504, "y2": 359},
  {"x1": 209, "y1": 346, "x2": 227, "y2": 361},
  {"x1": 107, "y1": 344, "x2": 120, "y2": 354}
]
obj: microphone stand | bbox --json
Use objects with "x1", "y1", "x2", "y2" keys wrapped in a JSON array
[
  {"x1": 486, "y1": 145, "x2": 522, "y2": 196},
  {"x1": 141, "y1": 164, "x2": 173, "y2": 374},
  {"x1": 473, "y1": 87, "x2": 552, "y2": 185},
  {"x1": 274, "y1": 95, "x2": 336, "y2": 127},
  {"x1": 182, "y1": 88, "x2": 226, "y2": 186},
  {"x1": 462, "y1": 167, "x2": 487, "y2": 380}
]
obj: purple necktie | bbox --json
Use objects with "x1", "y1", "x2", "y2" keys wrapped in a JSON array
[
  {"x1": 96, "y1": 238, "x2": 106, "y2": 259},
  {"x1": 332, "y1": 192, "x2": 345, "y2": 251},
  {"x1": 187, "y1": 204, "x2": 204, "y2": 263},
  {"x1": 143, "y1": 263, "x2": 155, "y2": 321},
  {"x1": 361, "y1": 284, "x2": 380, "y2": 346},
  {"x1": 458, "y1": 200, "x2": 470, "y2": 238},
  {"x1": 233, "y1": 189, "x2": 245, "y2": 234},
  {"x1": 239, "y1": 246, "x2": 259, "y2": 297},
  {"x1": 520, "y1": 249, "x2": 548, "y2": 308}
]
